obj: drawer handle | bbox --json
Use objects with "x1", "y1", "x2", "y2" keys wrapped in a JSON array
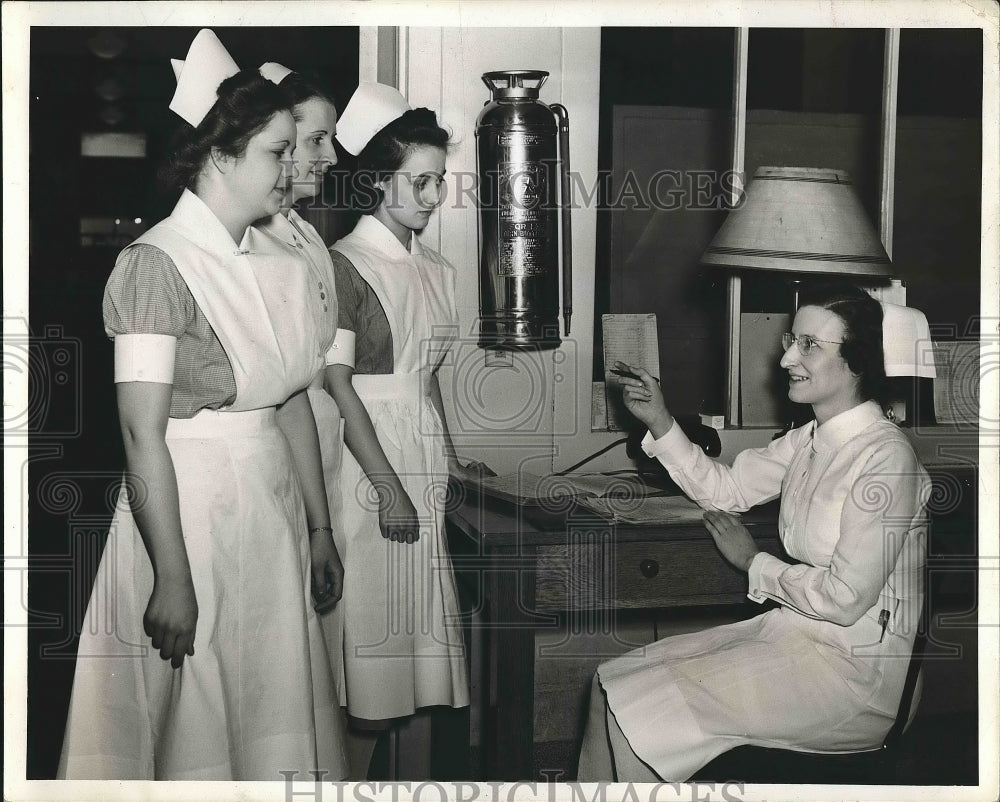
[{"x1": 639, "y1": 558, "x2": 660, "y2": 579}]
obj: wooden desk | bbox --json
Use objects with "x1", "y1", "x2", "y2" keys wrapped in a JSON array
[{"x1": 444, "y1": 484, "x2": 784, "y2": 780}]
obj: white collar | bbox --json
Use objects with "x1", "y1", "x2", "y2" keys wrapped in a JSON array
[
  {"x1": 812, "y1": 400, "x2": 886, "y2": 453},
  {"x1": 259, "y1": 211, "x2": 303, "y2": 250},
  {"x1": 171, "y1": 189, "x2": 255, "y2": 255},
  {"x1": 353, "y1": 214, "x2": 424, "y2": 260}
]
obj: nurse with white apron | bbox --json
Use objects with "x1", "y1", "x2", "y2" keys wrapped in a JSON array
[
  {"x1": 257, "y1": 62, "x2": 348, "y2": 702},
  {"x1": 325, "y1": 84, "x2": 477, "y2": 779},
  {"x1": 57, "y1": 31, "x2": 347, "y2": 781}
]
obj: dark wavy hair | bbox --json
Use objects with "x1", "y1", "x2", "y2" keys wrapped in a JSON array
[
  {"x1": 354, "y1": 108, "x2": 451, "y2": 212},
  {"x1": 798, "y1": 280, "x2": 886, "y2": 403},
  {"x1": 274, "y1": 71, "x2": 337, "y2": 118},
  {"x1": 159, "y1": 69, "x2": 291, "y2": 192}
]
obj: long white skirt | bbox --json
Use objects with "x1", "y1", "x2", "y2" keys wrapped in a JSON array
[
  {"x1": 57, "y1": 407, "x2": 349, "y2": 780},
  {"x1": 598, "y1": 605, "x2": 915, "y2": 781},
  {"x1": 335, "y1": 373, "x2": 469, "y2": 721}
]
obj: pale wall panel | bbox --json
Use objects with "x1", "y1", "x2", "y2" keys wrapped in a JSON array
[
  {"x1": 396, "y1": 27, "x2": 779, "y2": 475},
  {"x1": 403, "y1": 27, "x2": 606, "y2": 474}
]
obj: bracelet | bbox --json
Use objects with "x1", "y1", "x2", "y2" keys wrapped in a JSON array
[{"x1": 309, "y1": 526, "x2": 334, "y2": 536}]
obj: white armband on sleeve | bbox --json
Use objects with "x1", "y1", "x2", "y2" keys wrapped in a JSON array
[
  {"x1": 326, "y1": 328, "x2": 356, "y2": 368},
  {"x1": 114, "y1": 333, "x2": 177, "y2": 383}
]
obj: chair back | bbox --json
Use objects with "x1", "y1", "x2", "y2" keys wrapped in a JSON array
[{"x1": 882, "y1": 572, "x2": 930, "y2": 750}]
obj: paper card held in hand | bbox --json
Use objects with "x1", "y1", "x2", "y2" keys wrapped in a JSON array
[{"x1": 601, "y1": 313, "x2": 660, "y2": 432}]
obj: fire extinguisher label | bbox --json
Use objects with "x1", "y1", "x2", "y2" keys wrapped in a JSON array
[
  {"x1": 499, "y1": 234, "x2": 547, "y2": 276},
  {"x1": 498, "y1": 161, "x2": 549, "y2": 277},
  {"x1": 500, "y1": 133, "x2": 545, "y2": 148}
]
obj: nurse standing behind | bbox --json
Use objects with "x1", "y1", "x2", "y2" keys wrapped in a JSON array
[
  {"x1": 57, "y1": 31, "x2": 347, "y2": 781},
  {"x1": 257, "y1": 63, "x2": 346, "y2": 623},
  {"x1": 577, "y1": 281, "x2": 929, "y2": 781},
  {"x1": 324, "y1": 83, "x2": 475, "y2": 779}
]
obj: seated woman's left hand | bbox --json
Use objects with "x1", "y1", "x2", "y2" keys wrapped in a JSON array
[{"x1": 703, "y1": 510, "x2": 760, "y2": 573}]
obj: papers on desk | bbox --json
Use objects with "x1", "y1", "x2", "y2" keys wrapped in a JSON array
[
  {"x1": 473, "y1": 471, "x2": 643, "y2": 507},
  {"x1": 575, "y1": 494, "x2": 707, "y2": 525},
  {"x1": 473, "y1": 472, "x2": 577, "y2": 505},
  {"x1": 553, "y1": 472, "x2": 650, "y2": 498},
  {"x1": 470, "y1": 471, "x2": 707, "y2": 524}
]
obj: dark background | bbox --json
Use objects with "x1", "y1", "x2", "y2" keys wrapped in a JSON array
[{"x1": 594, "y1": 28, "x2": 983, "y2": 415}]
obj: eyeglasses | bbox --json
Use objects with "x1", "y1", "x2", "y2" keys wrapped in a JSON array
[{"x1": 781, "y1": 333, "x2": 843, "y2": 356}]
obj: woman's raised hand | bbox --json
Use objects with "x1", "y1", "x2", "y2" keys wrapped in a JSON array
[
  {"x1": 377, "y1": 484, "x2": 421, "y2": 544},
  {"x1": 144, "y1": 575, "x2": 198, "y2": 669},
  {"x1": 613, "y1": 361, "x2": 675, "y2": 438}
]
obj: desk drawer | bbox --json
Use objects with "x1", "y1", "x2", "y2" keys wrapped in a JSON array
[{"x1": 535, "y1": 537, "x2": 783, "y2": 612}]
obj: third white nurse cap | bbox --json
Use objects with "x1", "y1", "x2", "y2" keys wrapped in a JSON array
[{"x1": 336, "y1": 82, "x2": 412, "y2": 156}]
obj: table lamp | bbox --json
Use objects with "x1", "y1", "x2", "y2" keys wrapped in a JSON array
[{"x1": 701, "y1": 166, "x2": 896, "y2": 425}]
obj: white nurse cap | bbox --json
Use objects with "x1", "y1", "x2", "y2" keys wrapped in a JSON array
[
  {"x1": 169, "y1": 29, "x2": 240, "y2": 127},
  {"x1": 882, "y1": 302, "x2": 936, "y2": 378},
  {"x1": 336, "y1": 82, "x2": 411, "y2": 156},
  {"x1": 259, "y1": 61, "x2": 294, "y2": 85}
]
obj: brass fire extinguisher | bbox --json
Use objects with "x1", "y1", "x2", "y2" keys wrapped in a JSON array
[{"x1": 476, "y1": 70, "x2": 572, "y2": 351}]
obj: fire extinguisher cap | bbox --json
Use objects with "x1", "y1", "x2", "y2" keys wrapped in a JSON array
[
  {"x1": 482, "y1": 70, "x2": 549, "y2": 100},
  {"x1": 336, "y1": 81, "x2": 412, "y2": 156}
]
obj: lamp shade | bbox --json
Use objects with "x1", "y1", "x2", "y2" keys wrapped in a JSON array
[{"x1": 701, "y1": 167, "x2": 893, "y2": 276}]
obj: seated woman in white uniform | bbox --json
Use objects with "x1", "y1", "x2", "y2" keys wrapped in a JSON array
[
  {"x1": 577, "y1": 281, "x2": 930, "y2": 782},
  {"x1": 57, "y1": 30, "x2": 347, "y2": 781},
  {"x1": 323, "y1": 83, "x2": 477, "y2": 779}
]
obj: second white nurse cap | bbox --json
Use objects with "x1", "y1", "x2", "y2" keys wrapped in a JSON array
[
  {"x1": 336, "y1": 82, "x2": 411, "y2": 156},
  {"x1": 259, "y1": 61, "x2": 294, "y2": 85},
  {"x1": 882, "y1": 301, "x2": 936, "y2": 378},
  {"x1": 169, "y1": 29, "x2": 240, "y2": 127}
]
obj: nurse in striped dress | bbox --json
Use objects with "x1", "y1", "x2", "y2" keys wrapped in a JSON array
[
  {"x1": 57, "y1": 31, "x2": 347, "y2": 781},
  {"x1": 323, "y1": 83, "x2": 476, "y2": 779}
]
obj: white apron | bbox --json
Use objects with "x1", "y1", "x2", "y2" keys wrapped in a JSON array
[
  {"x1": 58, "y1": 190, "x2": 348, "y2": 780},
  {"x1": 331, "y1": 216, "x2": 469, "y2": 720},
  {"x1": 259, "y1": 208, "x2": 347, "y2": 705}
]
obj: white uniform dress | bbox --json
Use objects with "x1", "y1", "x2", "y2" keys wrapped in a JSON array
[
  {"x1": 595, "y1": 401, "x2": 929, "y2": 781},
  {"x1": 58, "y1": 190, "x2": 349, "y2": 781},
  {"x1": 330, "y1": 214, "x2": 470, "y2": 721},
  {"x1": 259, "y1": 208, "x2": 347, "y2": 705}
]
